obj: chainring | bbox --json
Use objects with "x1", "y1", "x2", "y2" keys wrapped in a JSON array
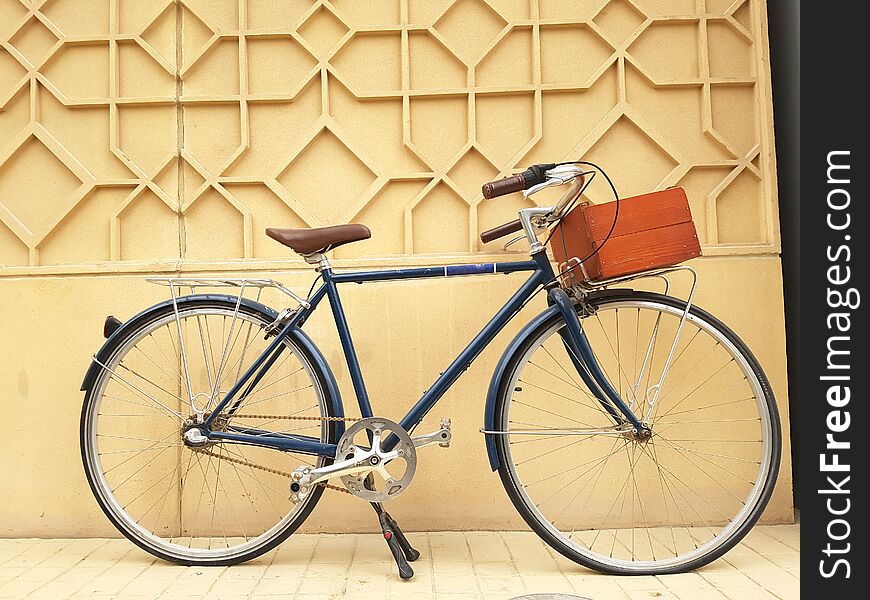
[{"x1": 336, "y1": 417, "x2": 417, "y2": 502}]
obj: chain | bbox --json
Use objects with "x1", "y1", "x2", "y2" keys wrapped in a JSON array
[
  {"x1": 226, "y1": 414, "x2": 362, "y2": 422},
  {"x1": 192, "y1": 446, "x2": 352, "y2": 495},
  {"x1": 192, "y1": 412, "x2": 361, "y2": 495}
]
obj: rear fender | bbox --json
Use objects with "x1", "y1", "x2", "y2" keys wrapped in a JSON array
[{"x1": 79, "y1": 294, "x2": 345, "y2": 439}]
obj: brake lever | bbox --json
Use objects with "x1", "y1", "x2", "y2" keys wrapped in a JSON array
[
  {"x1": 522, "y1": 177, "x2": 564, "y2": 200},
  {"x1": 502, "y1": 233, "x2": 528, "y2": 250}
]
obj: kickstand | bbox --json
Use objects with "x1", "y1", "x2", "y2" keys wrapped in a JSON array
[{"x1": 371, "y1": 502, "x2": 419, "y2": 579}]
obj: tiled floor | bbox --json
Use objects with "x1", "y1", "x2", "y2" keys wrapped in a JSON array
[{"x1": 0, "y1": 525, "x2": 799, "y2": 599}]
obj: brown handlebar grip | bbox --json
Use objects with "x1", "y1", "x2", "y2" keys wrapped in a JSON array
[
  {"x1": 480, "y1": 219, "x2": 523, "y2": 244},
  {"x1": 482, "y1": 174, "x2": 526, "y2": 199}
]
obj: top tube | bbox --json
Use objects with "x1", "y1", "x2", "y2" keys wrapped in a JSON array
[{"x1": 329, "y1": 260, "x2": 539, "y2": 284}]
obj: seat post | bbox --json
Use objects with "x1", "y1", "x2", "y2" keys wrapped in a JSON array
[{"x1": 303, "y1": 252, "x2": 331, "y2": 272}]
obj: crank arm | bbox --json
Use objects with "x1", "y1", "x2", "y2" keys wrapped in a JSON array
[
  {"x1": 290, "y1": 444, "x2": 401, "y2": 502},
  {"x1": 307, "y1": 449, "x2": 378, "y2": 487},
  {"x1": 412, "y1": 418, "x2": 452, "y2": 448}
]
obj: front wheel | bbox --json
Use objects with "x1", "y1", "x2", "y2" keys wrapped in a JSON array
[
  {"x1": 494, "y1": 291, "x2": 781, "y2": 574},
  {"x1": 80, "y1": 297, "x2": 336, "y2": 565}
]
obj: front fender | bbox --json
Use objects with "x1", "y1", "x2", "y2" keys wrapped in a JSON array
[
  {"x1": 483, "y1": 304, "x2": 562, "y2": 471},
  {"x1": 483, "y1": 289, "x2": 629, "y2": 470}
]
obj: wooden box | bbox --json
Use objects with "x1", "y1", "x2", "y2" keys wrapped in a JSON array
[{"x1": 550, "y1": 187, "x2": 701, "y2": 284}]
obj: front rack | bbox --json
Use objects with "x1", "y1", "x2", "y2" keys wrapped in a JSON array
[{"x1": 571, "y1": 265, "x2": 699, "y2": 425}]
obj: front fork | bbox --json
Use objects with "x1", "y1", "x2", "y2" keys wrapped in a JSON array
[{"x1": 547, "y1": 287, "x2": 646, "y2": 433}]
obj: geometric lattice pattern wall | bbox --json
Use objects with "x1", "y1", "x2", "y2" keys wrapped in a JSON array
[{"x1": 0, "y1": 0, "x2": 778, "y2": 270}]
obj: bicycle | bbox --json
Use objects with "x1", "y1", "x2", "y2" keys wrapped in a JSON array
[{"x1": 79, "y1": 163, "x2": 781, "y2": 577}]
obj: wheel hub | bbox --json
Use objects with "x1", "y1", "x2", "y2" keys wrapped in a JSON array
[
  {"x1": 623, "y1": 426, "x2": 653, "y2": 443},
  {"x1": 181, "y1": 414, "x2": 228, "y2": 447}
]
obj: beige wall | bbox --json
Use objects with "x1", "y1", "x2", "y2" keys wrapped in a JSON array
[{"x1": 1, "y1": 0, "x2": 790, "y2": 535}]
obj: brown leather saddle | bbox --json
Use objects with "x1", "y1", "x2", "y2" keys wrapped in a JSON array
[{"x1": 265, "y1": 224, "x2": 371, "y2": 255}]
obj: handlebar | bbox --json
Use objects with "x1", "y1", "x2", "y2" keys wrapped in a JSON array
[
  {"x1": 481, "y1": 163, "x2": 556, "y2": 199},
  {"x1": 479, "y1": 163, "x2": 586, "y2": 245},
  {"x1": 480, "y1": 219, "x2": 523, "y2": 244}
]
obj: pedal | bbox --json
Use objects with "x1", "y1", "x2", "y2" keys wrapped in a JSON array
[
  {"x1": 412, "y1": 418, "x2": 452, "y2": 448},
  {"x1": 372, "y1": 503, "x2": 417, "y2": 578}
]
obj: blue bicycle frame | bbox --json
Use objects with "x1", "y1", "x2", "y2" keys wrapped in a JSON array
[{"x1": 202, "y1": 251, "x2": 642, "y2": 456}]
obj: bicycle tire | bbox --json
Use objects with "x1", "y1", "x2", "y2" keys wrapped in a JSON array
[
  {"x1": 494, "y1": 291, "x2": 781, "y2": 575},
  {"x1": 80, "y1": 296, "x2": 337, "y2": 566}
]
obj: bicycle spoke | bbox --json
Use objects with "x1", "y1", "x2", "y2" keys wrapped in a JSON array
[
  {"x1": 83, "y1": 303, "x2": 330, "y2": 562},
  {"x1": 541, "y1": 341, "x2": 583, "y2": 389},
  {"x1": 516, "y1": 380, "x2": 602, "y2": 425},
  {"x1": 499, "y1": 296, "x2": 778, "y2": 572},
  {"x1": 593, "y1": 312, "x2": 640, "y2": 408}
]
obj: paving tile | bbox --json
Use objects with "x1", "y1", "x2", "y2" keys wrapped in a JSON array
[
  {"x1": 467, "y1": 533, "x2": 512, "y2": 563},
  {"x1": 134, "y1": 565, "x2": 188, "y2": 581},
  {"x1": 589, "y1": 593, "x2": 631, "y2": 600},
  {"x1": 520, "y1": 573, "x2": 575, "y2": 593},
  {"x1": 657, "y1": 572, "x2": 715, "y2": 590},
  {"x1": 718, "y1": 587, "x2": 781, "y2": 600},
  {"x1": 0, "y1": 567, "x2": 28, "y2": 582},
  {"x1": 616, "y1": 575, "x2": 670, "y2": 592},
  {"x1": 429, "y1": 532, "x2": 472, "y2": 563},
  {"x1": 296, "y1": 575, "x2": 346, "y2": 596},
  {"x1": 305, "y1": 562, "x2": 349, "y2": 578},
  {"x1": 261, "y1": 562, "x2": 307, "y2": 579},
  {"x1": 756, "y1": 526, "x2": 800, "y2": 552},
  {"x1": 391, "y1": 593, "x2": 439, "y2": 600},
  {"x1": 17, "y1": 563, "x2": 66, "y2": 583},
  {"x1": 24, "y1": 580, "x2": 77, "y2": 599},
  {"x1": 740, "y1": 531, "x2": 797, "y2": 555},
  {"x1": 501, "y1": 538, "x2": 559, "y2": 571},
  {"x1": 253, "y1": 577, "x2": 302, "y2": 597},
  {"x1": 387, "y1": 573, "x2": 435, "y2": 595},
  {"x1": 0, "y1": 578, "x2": 46, "y2": 597},
  {"x1": 0, "y1": 524, "x2": 801, "y2": 600},
  {"x1": 627, "y1": 591, "x2": 679, "y2": 600},
  {"x1": 768, "y1": 585, "x2": 800, "y2": 600},
  {"x1": 482, "y1": 593, "x2": 524, "y2": 600},
  {"x1": 743, "y1": 568, "x2": 799, "y2": 588},
  {"x1": 473, "y1": 561, "x2": 518, "y2": 577},
  {"x1": 566, "y1": 573, "x2": 625, "y2": 593},
  {"x1": 311, "y1": 535, "x2": 357, "y2": 564},
  {"x1": 433, "y1": 573, "x2": 479, "y2": 594},
  {"x1": 672, "y1": 589, "x2": 729, "y2": 600},
  {"x1": 723, "y1": 553, "x2": 781, "y2": 572},
  {"x1": 2, "y1": 542, "x2": 66, "y2": 569},
  {"x1": 433, "y1": 560, "x2": 475, "y2": 576},
  {"x1": 118, "y1": 577, "x2": 175, "y2": 596},
  {"x1": 699, "y1": 570, "x2": 758, "y2": 588},
  {"x1": 764, "y1": 552, "x2": 799, "y2": 569},
  {"x1": 0, "y1": 541, "x2": 30, "y2": 565},
  {"x1": 476, "y1": 574, "x2": 524, "y2": 594}
]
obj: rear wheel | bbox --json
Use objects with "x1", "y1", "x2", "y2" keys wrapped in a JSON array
[
  {"x1": 81, "y1": 298, "x2": 336, "y2": 565},
  {"x1": 495, "y1": 291, "x2": 781, "y2": 574}
]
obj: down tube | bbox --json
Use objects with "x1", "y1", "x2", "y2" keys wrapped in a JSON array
[{"x1": 398, "y1": 263, "x2": 552, "y2": 434}]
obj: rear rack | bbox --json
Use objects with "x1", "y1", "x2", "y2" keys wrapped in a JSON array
[
  {"x1": 143, "y1": 277, "x2": 309, "y2": 421},
  {"x1": 146, "y1": 277, "x2": 310, "y2": 309}
]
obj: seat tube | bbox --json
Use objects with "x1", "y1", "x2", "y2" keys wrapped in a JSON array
[
  {"x1": 548, "y1": 287, "x2": 643, "y2": 430},
  {"x1": 322, "y1": 269, "x2": 374, "y2": 418}
]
